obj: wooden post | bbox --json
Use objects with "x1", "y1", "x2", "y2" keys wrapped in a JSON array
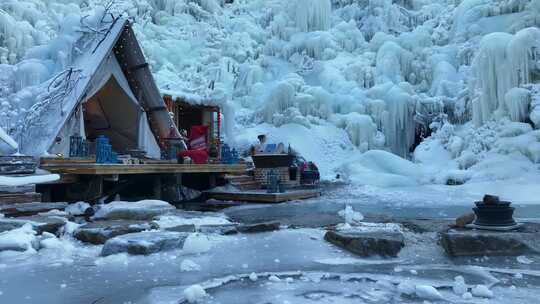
[
  {"x1": 153, "y1": 175, "x2": 162, "y2": 200},
  {"x1": 209, "y1": 174, "x2": 217, "y2": 188}
]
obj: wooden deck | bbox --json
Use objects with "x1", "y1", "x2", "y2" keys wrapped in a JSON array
[
  {"x1": 40, "y1": 163, "x2": 247, "y2": 175},
  {"x1": 205, "y1": 189, "x2": 321, "y2": 203}
]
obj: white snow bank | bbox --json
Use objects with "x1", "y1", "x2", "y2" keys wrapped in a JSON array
[
  {"x1": 339, "y1": 150, "x2": 425, "y2": 187},
  {"x1": 0, "y1": 174, "x2": 59, "y2": 186}
]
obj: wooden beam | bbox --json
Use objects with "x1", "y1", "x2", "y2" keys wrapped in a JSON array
[{"x1": 39, "y1": 163, "x2": 247, "y2": 175}]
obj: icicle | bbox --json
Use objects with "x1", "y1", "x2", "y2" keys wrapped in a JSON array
[
  {"x1": 504, "y1": 88, "x2": 530, "y2": 123},
  {"x1": 471, "y1": 32, "x2": 514, "y2": 126},
  {"x1": 295, "y1": 0, "x2": 332, "y2": 32}
]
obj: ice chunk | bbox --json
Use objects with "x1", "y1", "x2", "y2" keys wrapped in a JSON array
[
  {"x1": 471, "y1": 285, "x2": 493, "y2": 298},
  {"x1": 65, "y1": 202, "x2": 92, "y2": 216},
  {"x1": 415, "y1": 285, "x2": 443, "y2": 301},
  {"x1": 517, "y1": 255, "x2": 534, "y2": 264},
  {"x1": 183, "y1": 233, "x2": 212, "y2": 254},
  {"x1": 249, "y1": 273, "x2": 258, "y2": 282},
  {"x1": 338, "y1": 205, "x2": 364, "y2": 224},
  {"x1": 0, "y1": 223, "x2": 37, "y2": 252},
  {"x1": 397, "y1": 281, "x2": 415, "y2": 296},
  {"x1": 183, "y1": 284, "x2": 207, "y2": 303},
  {"x1": 452, "y1": 276, "x2": 467, "y2": 295}
]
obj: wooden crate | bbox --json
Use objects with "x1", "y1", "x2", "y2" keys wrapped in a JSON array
[{"x1": 254, "y1": 167, "x2": 300, "y2": 188}]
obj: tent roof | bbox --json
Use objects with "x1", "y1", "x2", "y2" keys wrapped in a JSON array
[{"x1": 21, "y1": 17, "x2": 176, "y2": 155}]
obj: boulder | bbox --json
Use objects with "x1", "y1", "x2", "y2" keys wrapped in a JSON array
[
  {"x1": 74, "y1": 220, "x2": 158, "y2": 245},
  {"x1": 0, "y1": 216, "x2": 65, "y2": 235},
  {"x1": 324, "y1": 230, "x2": 405, "y2": 258},
  {"x1": 163, "y1": 224, "x2": 197, "y2": 233},
  {"x1": 93, "y1": 200, "x2": 175, "y2": 221},
  {"x1": 236, "y1": 221, "x2": 281, "y2": 234},
  {"x1": 440, "y1": 224, "x2": 540, "y2": 257},
  {"x1": 101, "y1": 231, "x2": 188, "y2": 256},
  {"x1": 0, "y1": 202, "x2": 68, "y2": 217}
]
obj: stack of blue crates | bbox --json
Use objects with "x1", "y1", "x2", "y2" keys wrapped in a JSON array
[
  {"x1": 221, "y1": 144, "x2": 239, "y2": 164},
  {"x1": 96, "y1": 135, "x2": 118, "y2": 164}
]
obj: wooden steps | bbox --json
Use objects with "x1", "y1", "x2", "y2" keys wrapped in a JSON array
[{"x1": 224, "y1": 174, "x2": 261, "y2": 191}]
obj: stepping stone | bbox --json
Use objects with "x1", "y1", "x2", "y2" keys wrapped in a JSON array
[
  {"x1": 324, "y1": 230, "x2": 405, "y2": 258},
  {"x1": 101, "y1": 231, "x2": 189, "y2": 256},
  {"x1": 0, "y1": 202, "x2": 68, "y2": 217},
  {"x1": 0, "y1": 216, "x2": 66, "y2": 235},
  {"x1": 93, "y1": 200, "x2": 176, "y2": 221},
  {"x1": 74, "y1": 220, "x2": 158, "y2": 245},
  {"x1": 236, "y1": 221, "x2": 281, "y2": 234},
  {"x1": 440, "y1": 223, "x2": 540, "y2": 257}
]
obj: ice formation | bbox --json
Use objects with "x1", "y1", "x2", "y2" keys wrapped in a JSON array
[{"x1": 0, "y1": 0, "x2": 539, "y2": 186}]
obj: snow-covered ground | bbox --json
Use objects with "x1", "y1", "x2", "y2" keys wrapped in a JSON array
[{"x1": 1, "y1": 189, "x2": 540, "y2": 304}]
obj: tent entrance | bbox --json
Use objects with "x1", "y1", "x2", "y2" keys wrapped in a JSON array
[{"x1": 83, "y1": 76, "x2": 141, "y2": 153}]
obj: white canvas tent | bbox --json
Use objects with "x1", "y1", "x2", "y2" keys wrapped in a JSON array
[{"x1": 37, "y1": 19, "x2": 178, "y2": 159}]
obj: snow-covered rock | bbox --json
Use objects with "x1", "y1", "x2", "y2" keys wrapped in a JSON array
[
  {"x1": 93, "y1": 200, "x2": 175, "y2": 221},
  {"x1": 0, "y1": 223, "x2": 37, "y2": 252},
  {"x1": 74, "y1": 220, "x2": 158, "y2": 245},
  {"x1": 101, "y1": 231, "x2": 188, "y2": 256}
]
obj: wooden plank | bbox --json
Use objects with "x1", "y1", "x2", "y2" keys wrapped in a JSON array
[
  {"x1": 0, "y1": 184, "x2": 35, "y2": 194},
  {"x1": 205, "y1": 189, "x2": 320, "y2": 203},
  {"x1": 39, "y1": 163, "x2": 247, "y2": 175},
  {"x1": 40, "y1": 157, "x2": 96, "y2": 165},
  {"x1": 0, "y1": 192, "x2": 42, "y2": 205}
]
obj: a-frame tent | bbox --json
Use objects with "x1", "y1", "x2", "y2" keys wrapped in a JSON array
[{"x1": 28, "y1": 18, "x2": 178, "y2": 159}]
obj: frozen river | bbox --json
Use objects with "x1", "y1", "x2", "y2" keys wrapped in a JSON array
[{"x1": 1, "y1": 184, "x2": 540, "y2": 304}]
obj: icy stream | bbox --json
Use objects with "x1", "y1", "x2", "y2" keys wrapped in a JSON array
[{"x1": 1, "y1": 185, "x2": 540, "y2": 303}]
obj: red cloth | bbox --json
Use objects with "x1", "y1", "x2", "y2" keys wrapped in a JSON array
[
  {"x1": 189, "y1": 125, "x2": 209, "y2": 151},
  {"x1": 179, "y1": 150, "x2": 208, "y2": 164}
]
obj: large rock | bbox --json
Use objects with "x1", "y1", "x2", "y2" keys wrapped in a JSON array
[
  {"x1": 74, "y1": 220, "x2": 158, "y2": 245},
  {"x1": 101, "y1": 231, "x2": 188, "y2": 256},
  {"x1": 93, "y1": 200, "x2": 176, "y2": 221},
  {"x1": 0, "y1": 202, "x2": 68, "y2": 217},
  {"x1": 324, "y1": 230, "x2": 405, "y2": 258},
  {"x1": 0, "y1": 216, "x2": 65, "y2": 235},
  {"x1": 440, "y1": 224, "x2": 540, "y2": 257}
]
